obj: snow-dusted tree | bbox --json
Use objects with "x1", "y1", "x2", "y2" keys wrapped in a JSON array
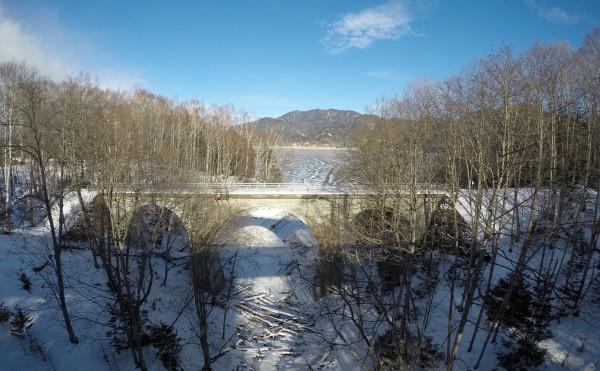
[
  {"x1": 254, "y1": 126, "x2": 283, "y2": 183},
  {"x1": 565, "y1": 26, "x2": 600, "y2": 314},
  {"x1": 325, "y1": 81, "x2": 446, "y2": 370},
  {"x1": 0, "y1": 61, "x2": 79, "y2": 343},
  {"x1": 437, "y1": 45, "x2": 549, "y2": 369},
  {"x1": 0, "y1": 71, "x2": 15, "y2": 233}
]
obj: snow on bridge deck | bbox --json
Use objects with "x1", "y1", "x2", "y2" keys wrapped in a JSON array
[
  {"x1": 189, "y1": 182, "x2": 348, "y2": 195},
  {"x1": 173, "y1": 183, "x2": 449, "y2": 197},
  {"x1": 106, "y1": 183, "x2": 349, "y2": 197}
]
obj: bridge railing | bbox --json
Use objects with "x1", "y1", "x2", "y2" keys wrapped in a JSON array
[
  {"x1": 179, "y1": 182, "x2": 348, "y2": 194},
  {"x1": 179, "y1": 183, "x2": 449, "y2": 195},
  {"x1": 88, "y1": 183, "x2": 448, "y2": 196}
]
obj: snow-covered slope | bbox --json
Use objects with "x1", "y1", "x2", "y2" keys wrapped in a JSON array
[{"x1": 0, "y1": 188, "x2": 599, "y2": 370}]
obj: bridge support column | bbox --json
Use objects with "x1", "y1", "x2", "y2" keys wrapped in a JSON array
[
  {"x1": 314, "y1": 250, "x2": 343, "y2": 300},
  {"x1": 189, "y1": 242, "x2": 225, "y2": 295},
  {"x1": 312, "y1": 196, "x2": 349, "y2": 300}
]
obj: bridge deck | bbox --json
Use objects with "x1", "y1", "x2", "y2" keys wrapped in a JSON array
[
  {"x1": 105, "y1": 183, "x2": 447, "y2": 197},
  {"x1": 205, "y1": 183, "x2": 347, "y2": 195}
]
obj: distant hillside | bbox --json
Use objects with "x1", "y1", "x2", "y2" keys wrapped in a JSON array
[{"x1": 248, "y1": 109, "x2": 376, "y2": 147}]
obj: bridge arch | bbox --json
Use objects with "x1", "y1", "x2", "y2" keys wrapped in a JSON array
[
  {"x1": 352, "y1": 207, "x2": 412, "y2": 248},
  {"x1": 126, "y1": 204, "x2": 189, "y2": 252},
  {"x1": 216, "y1": 207, "x2": 318, "y2": 303},
  {"x1": 350, "y1": 207, "x2": 414, "y2": 290},
  {"x1": 422, "y1": 197, "x2": 471, "y2": 254},
  {"x1": 66, "y1": 193, "x2": 112, "y2": 240}
]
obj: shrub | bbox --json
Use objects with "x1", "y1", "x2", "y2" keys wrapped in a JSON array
[
  {"x1": 10, "y1": 306, "x2": 33, "y2": 339},
  {"x1": 145, "y1": 322, "x2": 182, "y2": 371},
  {"x1": 486, "y1": 273, "x2": 552, "y2": 368},
  {"x1": 19, "y1": 271, "x2": 32, "y2": 292},
  {"x1": 497, "y1": 337, "x2": 545, "y2": 370},
  {"x1": 374, "y1": 329, "x2": 443, "y2": 370},
  {"x1": 0, "y1": 303, "x2": 11, "y2": 324}
]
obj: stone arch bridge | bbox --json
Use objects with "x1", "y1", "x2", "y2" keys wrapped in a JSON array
[
  {"x1": 95, "y1": 183, "x2": 448, "y2": 296},
  {"x1": 108, "y1": 183, "x2": 446, "y2": 236}
]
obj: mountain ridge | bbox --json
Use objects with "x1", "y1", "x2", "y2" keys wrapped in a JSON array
[{"x1": 248, "y1": 108, "x2": 374, "y2": 146}]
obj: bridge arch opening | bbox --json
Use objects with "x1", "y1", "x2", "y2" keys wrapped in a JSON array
[
  {"x1": 65, "y1": 193, "x2": 112, "y2": 241},
  {"x1": 352, "y1": 208, "x2": 413, "y2": 290},
  {"x1": 216, "y1": 207, "x2": 318, "y2": 304},
  {"x1": 126, "y1": 204, "x2": 191, "y2": 287},
  {"x1": 423, "y1": 198, "x2": 472, "y2": 255},
  {"x1": 127, "y1": 204, "x2": 189, "y2": 252},
  {"x1": 353, "y1": 207, "x2": 411, "y2": 248}
]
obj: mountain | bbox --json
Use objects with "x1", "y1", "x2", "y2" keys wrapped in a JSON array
[{"x1": 248, "y1": 109, "x2": 374, "y2": 147}]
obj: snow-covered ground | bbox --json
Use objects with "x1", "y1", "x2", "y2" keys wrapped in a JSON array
[
  {"x1": 1, "y1": 161, "x2": 600, "y2": 370},
  {"x1": 0, "y1": 200, "x2": 348, "y2": 370}
]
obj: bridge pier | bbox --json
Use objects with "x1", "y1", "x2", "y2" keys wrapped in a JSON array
[{"x1": 189, "y1": 243, "x2": 225, "y2": 295}]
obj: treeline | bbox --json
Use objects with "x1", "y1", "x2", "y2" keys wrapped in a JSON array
[
  {"x1": 0, "y1": 61, "x2": 282, "y2": 370},
  {"x1": 350, "y1": 30, "x2": 599, "y2": 191},
  {"x1": 333, "y1": 27, "x2": 600, "y2": 370},
  {"x1": 0, "y1": 62, "x2": 284, "y2": 230}
]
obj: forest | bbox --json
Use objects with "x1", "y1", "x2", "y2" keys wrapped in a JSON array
[{"x1": 0, "y1": 26, "x2": 599, "y2": 370}]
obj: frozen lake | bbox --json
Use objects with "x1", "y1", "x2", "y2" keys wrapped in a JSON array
[{"x1": 275, "y1": 147, "x2": 347, "y2": 184}]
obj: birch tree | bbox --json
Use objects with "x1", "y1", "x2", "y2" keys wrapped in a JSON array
[{"x1": 0, "y1": 61, "x2": 79, "y2": 343}]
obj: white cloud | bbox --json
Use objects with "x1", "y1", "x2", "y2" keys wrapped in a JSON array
[
  {"x1": 0, "y1": 5, "x2": 75, "y2": 78},
  {"x1": 525, "y1": 0, "x2": 579, "y2": 25},
  {"x1": 322, "y1": 1, "x2": 414, "y2": 54},
  {"x1": 0, "y1": 3, "x2": 142, "y2": 91}
]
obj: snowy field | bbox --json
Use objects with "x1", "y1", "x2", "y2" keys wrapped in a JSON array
[
  {"x1": 0, "y1": 201, "x2": 349, "y2": 370},
  {"x1": 0, "y1": 156, "x2": 600, "y2": 370}
]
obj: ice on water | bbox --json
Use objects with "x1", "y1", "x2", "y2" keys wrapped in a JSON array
[{"x1": 275, "y1": 147, "x2": 346, "y2": 184}]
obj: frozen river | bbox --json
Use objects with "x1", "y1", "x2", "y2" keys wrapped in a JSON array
[{"x1": 274, "y1": 147, "x2": 347, "y2": 184}]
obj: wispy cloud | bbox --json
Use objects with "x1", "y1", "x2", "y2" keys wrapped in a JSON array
[
  {"x1": 524, "y1": 0, "x2": 579, "y2": 25},
  {"x1": 322, "y1": 1, "x2": 414, "y2": 54},
  {"x1": 0, "y1": 5, "x2": 75, "y2": 78},
  {"x1": 0, "y1": 3, "x2": 143, "y2": 90}
]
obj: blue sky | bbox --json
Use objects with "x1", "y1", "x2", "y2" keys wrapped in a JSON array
[{"x1": 0, "y1": 0, "x2": 598, "y2": 118}]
